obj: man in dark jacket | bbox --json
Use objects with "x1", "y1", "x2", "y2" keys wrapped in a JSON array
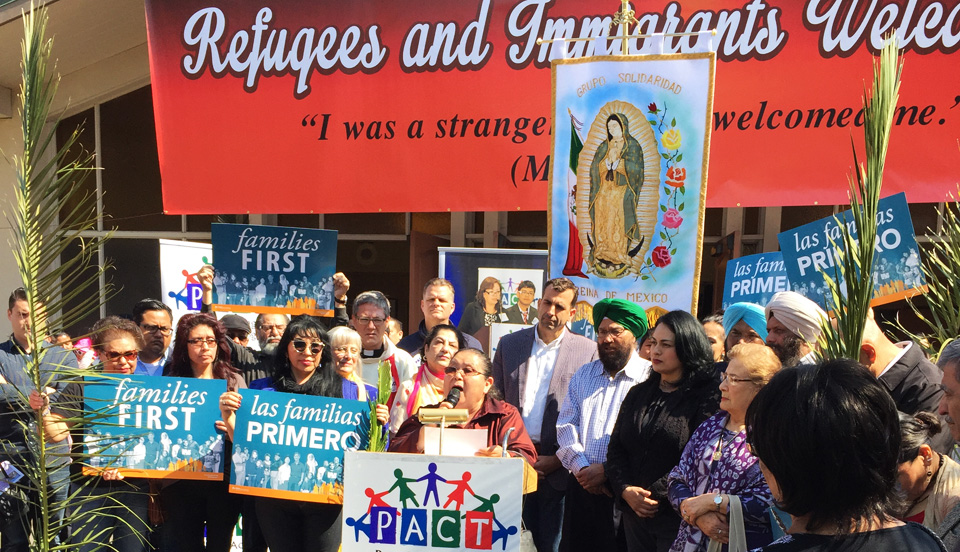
[
  {"x1": 493, "y1": 278, "x2": 596, "y2": 552},
  {"x1": 397, "y1": 278, "x2": 482, "y2": 357},
  {"x1": 860, "y1": 308, "x2": 951, "y2": 451}
]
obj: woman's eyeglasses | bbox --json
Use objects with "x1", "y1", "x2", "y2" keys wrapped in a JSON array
[
  {"x1": 444, "y1": 366, "x2": 483, "y2": 376},
  {"x1": 292, "y1": 339, "x2": 323, "y2": 355},
  {"x1": 720, "y1": 372, "x2": 761, "y2": 385},
  {"x1": 102, "y1": 350, "x2": 138, "y2": 362},
  {"x1": 333, "y1": 346, "x2": 360, "y2": 355},
  {"x1": 187, "y1": 338, "x2": 218, "y2": 347}
]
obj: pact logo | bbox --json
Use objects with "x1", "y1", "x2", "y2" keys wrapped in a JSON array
[
  {"x1": 167, "y1": 258, "x2": 209, "y2": 311},
  {"x1": 344, "y1": 463, "x2": 518, "y2": 550}
]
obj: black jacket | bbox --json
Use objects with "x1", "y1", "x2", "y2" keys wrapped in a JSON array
[
  {"x1": 879, "y1": 341, "x2": 943, "y2": 415},
  {"x1": 605, "y1": 368, "x2": 721, "y2": 512}
]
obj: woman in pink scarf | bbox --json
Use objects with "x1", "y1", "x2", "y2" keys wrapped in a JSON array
[{"x1": 390, "y1": 324, "x2": 465, "y2": 433}]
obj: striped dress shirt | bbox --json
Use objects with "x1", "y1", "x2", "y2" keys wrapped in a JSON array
[{"x1": 556, "y1": 352, "x2": 651, "y2": 473}]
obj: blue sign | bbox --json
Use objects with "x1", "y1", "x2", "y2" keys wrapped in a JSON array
[
  {"x1": 722, "y1": 252, "x2": 791, "y2": 309},
  {"x1": 229, "y1": 389, "x2": 371, "y2": 504},
  {"x1": 777, "y1": 192, "x2": 925, "y2": 308},
  {"x1": 83, "y1": 375, "x2": 228, "y2": 480},
  {"x1": 186, "y1": 283, "x2": 203, "y2": 310},
  {"x1": 210, "y1": 223, "x2": 338, "y2": 316}
]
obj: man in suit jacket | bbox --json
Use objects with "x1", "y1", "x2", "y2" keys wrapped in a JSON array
[
  {"x1": 504, "y1": 280, "x2": 539, "y2": 325},
  {"x1": 493, "y1": 278, "x2": 597, "y2": 552}
]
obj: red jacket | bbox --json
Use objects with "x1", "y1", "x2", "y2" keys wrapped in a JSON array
[{"x1": 389, "y1": 396, "x2": 538, "y2": 464}]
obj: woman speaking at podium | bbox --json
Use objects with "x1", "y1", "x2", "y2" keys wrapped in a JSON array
[{"x1": 389, "y1": 348, "x2": 537, "y2": 463}]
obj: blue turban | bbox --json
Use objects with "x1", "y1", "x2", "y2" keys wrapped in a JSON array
[
  {"x1": 722, "y1": 302, "x2": 768, "y2": 342},
  {"x1": 593, "y1": 299, "x2": 648, "y2": 339}
]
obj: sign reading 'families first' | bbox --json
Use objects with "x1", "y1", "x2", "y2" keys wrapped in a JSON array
[
  {"x1": 342, "y1": 452, "x2": 524, "y2": 552},
  {"x1": 83, "y1": 375, "x2": 227, "y2": 480},
  {"x1": 777, "y1": 192, "x2": 926, "y2": 309},
  {"x1": 228, "y1": 389, "x2": 370, "y2": 504},
  {"x1": 721, "y1": 252, "x2": 791, "y2": 309},
  {"x1": 210, "y1": 223, "x2": 338, "y2": 316}
]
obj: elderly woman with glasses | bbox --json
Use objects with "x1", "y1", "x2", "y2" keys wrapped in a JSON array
[
  {"x1": 327, "y1": 326, "x2": 389, "y2": 424},
  {"x1": 389, "y1": 348, "x2": 537, "y2": 462},
  {"x1": 161, "y1": 312, "x2": 246, "y2": 552},
  {"x1": 667, "y1": 343, "x2": 782, "y2": 552}
]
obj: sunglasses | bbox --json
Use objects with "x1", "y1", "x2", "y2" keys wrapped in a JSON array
[
  {"x1": 292, "y1": 339, "x2": 323, "y2": 355},
  {"x1": 102, "y1": 350, "x2": 138, "y2": 362}
]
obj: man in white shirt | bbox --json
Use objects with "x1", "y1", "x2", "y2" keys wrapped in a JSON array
[
  {"x1": 493, "y1": 278, "x2": 597, "y2": 552},
  {"x1": 555, "y1": 298, "x2": 651, "y2": 551}
]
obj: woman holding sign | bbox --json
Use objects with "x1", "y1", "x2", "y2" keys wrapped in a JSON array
[
  {"x1": 218, "y1": 315, "x2": 387, "y2": 552},
  {"x1": 32, "y1": 316, "x2": 153, "y2": 552},
  {"x1": 161, "y1": 313, "x2": 245, "y2": 552}
]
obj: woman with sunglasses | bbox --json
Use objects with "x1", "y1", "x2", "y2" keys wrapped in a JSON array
[
  {"x1": 606, "y1": 310, "x2": 722, "y2": 552},
  {"x1": 29, "y1": 316, "x2": 153, "y2": 551},
  {"x1": 161, "y1": 313, "x2": 245, "y2": 552},
  {"x1": 390, "y1": 348, "x2": 537, "y2": 461},
  {"x1": 218, "y1": 315, "x2": 346, "y2": 551},
  {"x1": 667, "y1": 343, "x2": 782, "y2": 552}
]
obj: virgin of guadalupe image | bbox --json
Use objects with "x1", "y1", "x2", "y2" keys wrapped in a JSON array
[{"x1": 576, "y1": 102, "x2": 659, "y2": 279}]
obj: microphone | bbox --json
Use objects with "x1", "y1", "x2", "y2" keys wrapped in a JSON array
[{"x1": 440, "y1": 386, "x2": 462, "y2": 408}]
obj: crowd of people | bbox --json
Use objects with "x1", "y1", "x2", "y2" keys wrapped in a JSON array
[{"x1": 1, "y1": 270, "x2": 959, "y2": 552}]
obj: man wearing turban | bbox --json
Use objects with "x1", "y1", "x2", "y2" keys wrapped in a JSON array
[
  {"x1": 722, "y1": 302, "x2": 768, "y2": 356},
  {"x1": 764, "y1": 291, "x2": 827, "y2": 368},
  {"x1": 557, "y1": 298, "x2": 651, "y2": 551}
]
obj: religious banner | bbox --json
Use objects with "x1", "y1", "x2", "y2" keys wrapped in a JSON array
[
  {"x1": 146, "y1": 1, "x2": 960, "y2": 215},
  {"x1": 721, "y1": 252, "x2": 791, "y2": 309},
  {"x1": 228, "y1": 388, "x2": 370, "y2": 504},
  {"x1": 82, "y1": 375, "x2": 227, "y2": 480},
  {"x1": 548, "y1": 52, "x2": 714, "y2": 325},
  {"x1": 210, "y1": 223, "x2": 338, "y2": 316},
  {"x1": 341, "y1": 451, "x2": 524, "y2": 552},
  {"x1": 777, "y1": 192, "x2": 926, "y2": 308}
]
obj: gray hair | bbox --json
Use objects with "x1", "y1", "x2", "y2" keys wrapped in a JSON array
[
  {"x1": 328, "y1": 326, "x2": 362, "y2": 349},
  {"x1": 938, "y1": 339, "x2": 960, "y2": 382},
  {"x1": 352, "y1": 290, "x2": 390, "y2": 318}
]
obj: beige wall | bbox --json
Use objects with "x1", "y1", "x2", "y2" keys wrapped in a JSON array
[{"x1": 0, "y1": 27, "x2": 149, "y2": 300}]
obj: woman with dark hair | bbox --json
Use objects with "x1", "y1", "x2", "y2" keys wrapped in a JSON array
[
  {"x1": 218, "y1": 315, "x2": 344, "y2": 551},
  {"x1": 390, "y1": 348, "x2": 537, "y2": 462},
  {"x1": 161, "y1": 312, "x2": 244, "y2": 552},
  {"x1": 458, "y1": 277, "x2": 505, "y2": 336},
  {"x1": 746, "y1": 359, "x2": 945, "y2": 551},
  {"x1": 606, "y1": 310, "x2": 721, "y2": 552},
  {"x1": 390, "y1": 324, "x2": 465, "y2": 433},
  {"x1": 897, "y1": 412, "x2": 960, "y2": 534}
]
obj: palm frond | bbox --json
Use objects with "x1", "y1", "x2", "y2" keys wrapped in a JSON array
[
  {"x1": 819, "y1": 37, "x2": 902, "y2": 360},
  {"x1": 0, "y1": 5, "x2": 136, "y2": 551}
]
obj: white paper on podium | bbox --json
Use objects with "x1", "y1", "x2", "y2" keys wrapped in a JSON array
[{"x1": 423, "y1": 427, "x2": 488, "y2": 456}]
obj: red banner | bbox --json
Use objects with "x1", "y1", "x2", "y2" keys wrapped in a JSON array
[{"x1": 145, "y1": 1, "x2": 960, "y2": 214}]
